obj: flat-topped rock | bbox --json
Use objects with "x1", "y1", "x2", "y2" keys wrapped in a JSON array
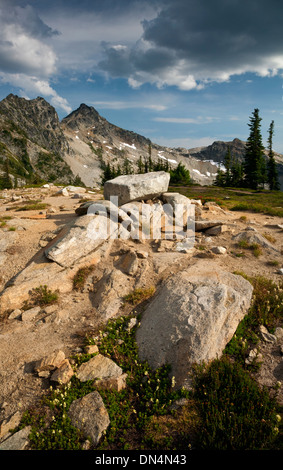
[{"x1": 103, "y1": 171, "x2": 170, "y2": 206}]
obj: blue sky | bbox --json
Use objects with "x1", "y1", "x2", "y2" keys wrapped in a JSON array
[{"x1": 1, "y1": 0, "x2": 283, "y2": 152}]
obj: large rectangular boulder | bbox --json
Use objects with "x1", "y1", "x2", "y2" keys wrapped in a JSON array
[{"x1": 103, "y1": 171, "x2": 170, "y2": 206}]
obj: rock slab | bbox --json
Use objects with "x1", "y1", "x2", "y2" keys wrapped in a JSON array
[
  {"x1": 103, "y1": 171, "x2": 170, "y2": 206},
  {"x1": 68, "y1": 391, "x2": 110, "y2": 446},
  {"x1": 136, "y1": 260, "x2": 253, "y2": 389}
]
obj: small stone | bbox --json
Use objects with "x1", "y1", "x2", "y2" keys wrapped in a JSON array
[
  {"x1": 76, "y1": 354, "x2": 123, "y2": 382},
  {"x1": 21, "y1": 306, "x2": 41, "y2": 322},
  {"x1": 136, "y1": 250, "x2": 148, "y2": 259},
  {"x1": 68, "y1": 391, "x2": 110, "y2": 446},
  {"x1": 245, "y1": 348, "x2": 263, "y2": 365},
  {"x1": 8, "y1": 309, "x2": 22, "y2": 320},
  {"x1": 275, "y1": 327, "x2": 283, "y2": 340},
  {"x1": 211, "y1": 246, "x2": 227, "y2": 254},
  {"x1": 205, "y1": 225, "x2": 228, "y2": 236},
  {"x1": 50, "y1": 359, "x2": 74, "y2": 384},
  {"x1": 61, "y1": 188, "x2": 69, "y2": 196},
  {"x1": 38, "y1": 370, "x2": 51, "y2": 378},
  {"x1": 126, "y1": 317, "x2": 138, "y2": 331},
  {"x1": 84, "y1": 345, "x2": 99, "y2": 355},
  {"x1": 259, "y1": 325, "x2": 277, "y2": 343},
  {"x1": 95, "y1": 373, "x2": 128, "y2": 392},
  {"x1": 0, "y1": 426, "x2": 31, "y2": 450},
  {"x1": 0, "y1": 411, "x2": 22, "y2": 440},
  {"x1": 34, "y1": 350, "x2": 66, "y2": 373}
]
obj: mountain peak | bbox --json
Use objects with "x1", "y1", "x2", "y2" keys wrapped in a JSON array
[{"x1": 62, "y1": 102, "x2": 101, "y2": 130}]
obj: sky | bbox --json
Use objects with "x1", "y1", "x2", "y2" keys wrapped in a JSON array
[{"x1": 1, "y1": 0, "x2": 283, "y2": 153}]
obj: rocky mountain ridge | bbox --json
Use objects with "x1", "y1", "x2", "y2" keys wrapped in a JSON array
[{"x1": 1, "y1": 94, "x2": 282, "y2": 190}]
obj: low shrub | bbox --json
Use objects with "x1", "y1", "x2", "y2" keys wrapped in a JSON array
[
  {"x1": 23, "y1": 284, "x2": 59, "y2": 309},
  {"x1": 192, "y1": 357, "x2": 280, "y2": 450}
]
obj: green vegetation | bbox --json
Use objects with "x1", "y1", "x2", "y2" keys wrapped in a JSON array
[
  {"x1": 100, "y1": 138, "x2": 191, "y2": 186},
  {"x1": 123, "y1": 287, "x2": 156, "y2": 306},
  {"x1": 237, "y1": 240, "x2": 262, "y2": 258},
  {"x1": 192, "y1": 358, "x2": 280, "y2": 450},
  {"x1": 244, "y1": 108, "x2": 267, "y2": 190},
  {"x1": 267, "y1": 120, "x2": 280, "y2": 191},
  {"x1": 0, "y1": 215, "x2": 12, "y2": 228},
  {"x1": 73, "y1": 265, "x2": 95, "y2": 291},
  {"x1": 214, "y1": 109, "x2": 280, "y2": 192},
  {"x1": 23, "y1": 285, "x2": 59, "y2": 310},
  {"x1": 35, "y1": 151, "x2": 73, "y2": 183},
  {"x1": 14, "y1": 202, "x2": 49, "y2": 211},
  {"x1": 171, "y1": 184, "x2": 283, "y2": 217},
  {"x1": 0, "y1": 158, "x2": 13, "y2": 189},
  {"x1": 225, "y1": 274, "x2": 283, "y2": 362}
]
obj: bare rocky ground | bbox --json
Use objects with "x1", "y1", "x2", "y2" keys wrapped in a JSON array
[{"x1": 0, "y1": 184, "x2": 282, "y2": 437}]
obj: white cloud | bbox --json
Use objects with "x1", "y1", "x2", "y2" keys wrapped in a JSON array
[
  {"x1": 0, "y1": 73, "x2": 72, "y2": 114},
  {"x1": 0, "y1": 6, "x2": 58, "y2": 77},
  {"x1": 92, "y1": 100, "x2": 167, "y2": 111},
  {"x1": 0, "y1": 4, "x2": 71, "y2": 114},
  {"x1": 153, "y1": 116, "x2": 219, "y2": 124}
]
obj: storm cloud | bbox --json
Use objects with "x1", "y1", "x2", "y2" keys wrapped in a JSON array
[{"x1": 99, "y1": 0, "x2": 283, "y2": 89}]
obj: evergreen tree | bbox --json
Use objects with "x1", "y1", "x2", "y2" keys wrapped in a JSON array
[
  {"x1": 137, "y1": 156, "x2": 144, "y2": 174},
  {"x1": 148, "y1": 142, "x2": 153, "y2": 172},
  {"x1": 223, "y1": 146, "x2": 232, "y2": 186},
  {"x1": 122, "y1": 158, "x2": 133, "y2": 175},
  {"x1": 170, "y1": 162, "x2": 191, "y2": 185},
  {"x1": 0, "y1": 158, "x2": 13, "y2": 189},
  {"x1": 267, "y1": 120, "x2": 280, "y2": 190},
  {"x1": 230, "y1": 157, "x2": 244, "y2": 188},
  {"x1": 244, "y1": 108, "x2": 266, "y2": 190},
  {"x1": 101, "y1": 162, "x2": 113, "y2": 185},
  {"x1": 213, "y1": 165, "x2": 226, "y2": 187}
]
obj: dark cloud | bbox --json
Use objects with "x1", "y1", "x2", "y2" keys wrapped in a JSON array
[
  {"x1": 99, "y1": 0, "x2": 283, "y2": 89},
  {"x1": 0, "y1": 4, "x2": 57, "y2": 76},
  {"x1": 12, "y1": 5, "x2": 60, "y2": 38}
]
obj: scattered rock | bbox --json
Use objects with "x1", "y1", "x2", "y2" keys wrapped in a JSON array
[
  {"x1": 92, "y1": 268, "x2": 133, "y2": 320},
  {"x1": 245, "y1": 348, "x2": 263, "y2": 365},
  {"x1": 205, "y1": 225, "x2": 228, "y2": 236},
  {"x1": 84, "y1": 345, "x2": 99, "y2": 355},
  {"x1": 50, "y1": 359, "x2": 74, "y2": 384},
  {"x1": 0, "y1": 426, "x2": 31, "y2": 450},
  {"x1": 232, "y1": 228, "x2": 280, "y2": 252},
  {"x1": 95, "y1": 373, "x2": 128, "y2": 392},
  {"x1": 34, "y1": 349, "x2": 66, "y2": 374},
  {"x1": 76, "y1": 354, "x2": 123, "y2": 382},
  {"x1": 118, "y1": 250, "x2": 139, "y2": 275},
  {"x1": 21, "y1": 306, "x2": 41, "y2": 322},
  {"x1": 0, "y1": 411, "x2": 22, "y2": 441},
  {"x1": 8, "y1": 309, "x2": 22, "y2": 320},
  {"x1": 258, "y1": 325, "x2": 277, "y2": 343},
  {"x1": 136, "y1": 250, "x2": 148, "y2": 259},
  {"x1": 195, "y1": 220, "x2": 223, "y2": 232},
  {"x1": 161, "y1": 192, "x2": 191, "y2": 208},
  {"x1": 211, "y1": 246, "x2": 227, "y2": 254},
  {"x1": 174, "y1": 238, "x2": 195, "y2": 253},
  {"x1": 275, "y1": 327, "x2": 283, "y2": 340},
  {"x1": 68, "y1": 391, "x2": 110, "y2": 446}
]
